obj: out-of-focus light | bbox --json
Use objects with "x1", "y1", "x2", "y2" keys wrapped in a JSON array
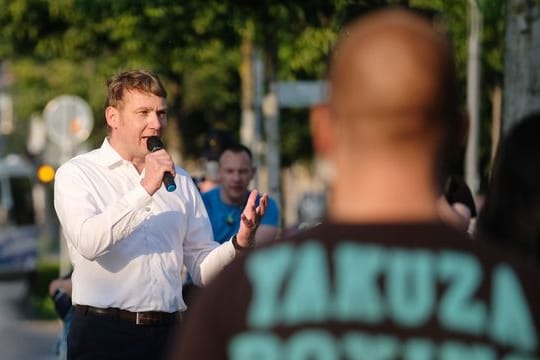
[{"x1": 37, "y1": 164, "x2": 55, "y2": 183}]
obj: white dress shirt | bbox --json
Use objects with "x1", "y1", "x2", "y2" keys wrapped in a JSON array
[{"x1": 54, "y1": 139, "x2": 236, "y2": 312}]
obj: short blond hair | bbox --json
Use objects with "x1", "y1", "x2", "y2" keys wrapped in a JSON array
[{"x1": 105, "y1": 70, "x2": 167, "y2": 109}]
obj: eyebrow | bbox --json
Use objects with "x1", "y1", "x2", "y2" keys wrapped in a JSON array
[{"x1": 134, "y1": 106, "x2": 168, "y2": 112}]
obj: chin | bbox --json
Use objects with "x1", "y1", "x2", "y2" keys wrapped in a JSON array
[{"x1": 228, "y1": 193, "x2": 244, "y2": 203}]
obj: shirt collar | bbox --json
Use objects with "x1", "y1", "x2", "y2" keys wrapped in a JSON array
[{"x1": 95, "y1": 138, "x2": 125, "y2": 168}]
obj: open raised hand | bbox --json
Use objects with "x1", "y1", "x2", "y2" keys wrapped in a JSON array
[{"x1": 235, "y1": 190, "x2": 268, "y2": 249}]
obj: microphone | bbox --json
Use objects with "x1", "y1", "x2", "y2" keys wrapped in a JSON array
[{"x1": 146, "y1": 136, "x2": 177, "y2": 192}]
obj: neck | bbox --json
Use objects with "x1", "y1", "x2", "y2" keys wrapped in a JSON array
[
  {"x1": 327, "y1": 153, "x2": 440, "y2": 223},
  {"x1": 108, "y1": 136, "x2": 145, "y2": 173},
  {"x1": 220, "y1": 188, "x2": 247, "y2": 207}
]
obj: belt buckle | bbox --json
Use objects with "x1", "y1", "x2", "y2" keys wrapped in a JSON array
[{"x1": 136, "y1": 312, "x2": 141, "y2": 325}]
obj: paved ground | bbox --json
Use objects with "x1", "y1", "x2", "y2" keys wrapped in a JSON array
[{"x1": 0, "y1": 281, "x2": 61, "y2": 360}]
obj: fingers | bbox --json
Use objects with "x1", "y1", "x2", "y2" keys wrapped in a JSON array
[
  {"x1": 49, "y1": 279, "x2": 62, "y2": 295},
  {"x1": 245, "y1": 191, "x2": 268, "y2": 216},
  {"x1": 142, "y1": 149, "x2": 176, "y2": 195},
  {"x1": 146, "y1": 149, "x2": 175, "y2": 176},
  {"x1": 246, "y1": 190, "x2": 258, "y2": 207},
  {"x1": 152, "y1": 149, "x2": 176, "y2": 176},
  {"x1": 237, "y1": 190, "x2": 269, "y2": 247},
  {"x1": 241, "y1": 213, "x2": 255, "y2": 229},
  {"x1": 257, "y1": 194, "x2": 268, "y2": 217},
  {"x1": 241, "y1": 190, "x2": 265, "y2": 228}
]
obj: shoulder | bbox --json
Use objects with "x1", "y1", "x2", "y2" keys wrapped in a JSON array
[
  {"x1": 173, "y1": 166, "x2": 202, "y2": 194},
  {"x1": 255, "y1": 193, "x2": 279, "y2": 209},
  {"x1": 259, "y1": 195, "x2": 280, "y2": 225},
  {"x1": 55, "y1": 149, "x2": 102, "y2": 178},
  {"x1": 174, "y1": 166, "x2": 194, "y2": 182},
  {"x1": 201, "y1": 187, "x2": 220, "y2": 201},
  {"x1": 266, "y1": 196, "x2": 279, "y2": 211}
]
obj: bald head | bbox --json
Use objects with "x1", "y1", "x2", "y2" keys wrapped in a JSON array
[
  {"x1": 328, "y1": 8, "x2": 459, "y2": 148},
  {"x1": 310, "y1": 8, "x2": 462, "y2": 222}
]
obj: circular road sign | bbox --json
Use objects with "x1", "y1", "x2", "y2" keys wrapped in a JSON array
[{"x1": 43, "y1": 95, "x2": 94, "y2": 148}]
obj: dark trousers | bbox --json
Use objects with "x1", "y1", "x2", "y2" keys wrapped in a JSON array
[{"x1": 68, "y1": 309, "x2": 179, "y2": 360}]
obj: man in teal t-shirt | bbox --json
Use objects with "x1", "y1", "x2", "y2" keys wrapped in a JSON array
[{"x1": 202, "y1": 144, "x2": 279, "y2": 245}]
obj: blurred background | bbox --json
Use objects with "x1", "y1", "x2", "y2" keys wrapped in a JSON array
[{"x1": 0, "y1": 0, "x2": 538, "y2": 358}]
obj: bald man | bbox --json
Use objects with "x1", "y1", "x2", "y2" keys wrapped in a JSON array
[{"x1": 171, "y1": 8, "x2": 540, "y2": 359}]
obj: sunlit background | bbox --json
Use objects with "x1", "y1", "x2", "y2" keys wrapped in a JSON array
[{"x1": 0, "y1": 0, "x2": 538, "y2": 358}]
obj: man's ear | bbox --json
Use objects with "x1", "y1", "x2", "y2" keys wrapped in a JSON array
[
  {"x1": 310, "y1": 103, "x2": 335, "y2": 157},
  {"x1": 105, "y1": 106, "x2": 118, "y2": 129}
]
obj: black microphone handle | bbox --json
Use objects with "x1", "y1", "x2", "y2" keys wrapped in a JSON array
[
  {"x1": 162, "y1": 171, "x2": 176, "y2": 192},
  {"x1": 146, "y1": 136, "x2": 177, "y2": 192}
]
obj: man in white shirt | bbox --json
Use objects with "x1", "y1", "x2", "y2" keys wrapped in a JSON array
[{"x1": 53, "y1": 69, "x2": 267, "y2": 360}]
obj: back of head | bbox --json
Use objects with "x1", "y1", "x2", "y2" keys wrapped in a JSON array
[
  {"x1": 477, "y1": 112, "x2": 540, "y2": 264},
  {"x1": 328, "y1": 8, "x2": 460, "y2": 155},
  {"x1": 105, "y1": 69, "x2": 167, "y2": 109}
]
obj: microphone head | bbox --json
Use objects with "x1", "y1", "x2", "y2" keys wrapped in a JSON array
[{"x1": 147, "y1": 136, "x2": 163, "y2": 152}]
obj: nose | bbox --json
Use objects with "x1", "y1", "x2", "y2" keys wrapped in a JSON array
[
  {"x1": 149, "y1": 112, "x2": 164, "y2": 130},
  {"x1": 232, "y1": 172, "x2": 242, "y2": 182}
]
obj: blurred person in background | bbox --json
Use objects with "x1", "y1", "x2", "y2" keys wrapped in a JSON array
[
  {"x1": 202, "y1": 143, "x2": 280, "y2": 246},
  {"x1": 476, "y1": 111, "x2": 540, "y2": 265},
  {"x1": 184, "y1": 143, "x2": 280, "y2": 312},
  {"x1": 196, "y1": 129, "x2": 234, "y2": 193},
  {"x1": 443, "y1": 175, "x2": 477, "y2": 233},
  {"x1": 438, "y1": 175, "x2": 477, "y2": 235},
  {"x1": 171, "y1": 8, "x2": 540, "y2": 359},
  {"x1": 49, "y1": 275, "x2": 73, "y2": 360}
]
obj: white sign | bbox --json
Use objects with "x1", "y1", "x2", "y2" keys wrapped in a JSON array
[
  {"x1": 272, "y1": 81, "x2": 328, "y2": 108},
  {"x1": 43, "y1": 95, "x2": 94, "y2": 148},
  {"x1": 0, "y1": 93, "x2": 14, "y2": 134}
]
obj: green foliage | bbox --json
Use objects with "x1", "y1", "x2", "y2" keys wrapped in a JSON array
[
  {"x1": 28, "y1": 260, "x2": 61, "y2": 319},
  {"x1": 280, "y1": 108, "x2": 313, "y2": 167},
  {"x1": 30, "y1": 293, "x2": 57, "y2": 320},
  {"x1": 0, "y1": 0, "x2": 506, "y2": 169},
  {"x1": 411, "y1": 0, "x2": 505, "y2": 180}
]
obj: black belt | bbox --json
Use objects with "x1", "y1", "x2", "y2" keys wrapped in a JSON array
[{"x1": 74, "y1": 304, "x2": 181, "y2": 326}]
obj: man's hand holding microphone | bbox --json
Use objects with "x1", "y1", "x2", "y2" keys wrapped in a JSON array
[{"x1": 142, "y1": 136, "x2": 177, "y2": 195}]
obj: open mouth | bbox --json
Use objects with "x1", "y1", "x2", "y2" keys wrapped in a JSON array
[
  {"x1": 143, "y1": 136, "x2": 159, "y2": 151},
  {"x1": 142, "y1": 135, "x2": 159, "y2": 142}
]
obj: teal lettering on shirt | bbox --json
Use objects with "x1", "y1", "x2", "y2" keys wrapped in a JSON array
[
  {"x1": 502, "y1": 353, "x2": 540, "y2": 360},
  {"x1": 489, "y1": 264, "x2": 538, "y2": 352},
  {"x1": 333, "y1": 243, "x2": 385, "y2": 323},
  {"x1": 282, "y1": 242, "x2": 331, "y2": 325},
  {"x1": 285, "y1": 330, "x2": 337, "y2": 360},
  {"x1": 228, "y1": 332, "x2": 281, "y2": 360},
  {"x1": 245, "y1": 244, "x2": 294, "y2": 328},
  {"x1": 439, "y1": 341, "x2": 495, "y2": 360},
  {"x1": 342, "y1": 332, "x2": 399, "y2": 360},
  {"x1": 387, "y1": 249, "x2": 435, "y2": 327},
  {"x1": 438, "y1": 251, "x2": 486, "y2": 336},
  {"x1": 403, "y1": 338, "x2": 435, "y2": 360}
]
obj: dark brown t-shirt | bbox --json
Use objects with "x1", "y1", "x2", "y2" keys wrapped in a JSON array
[{"x1": 174, "y1": 222, "x2": 540, "y2": 359}]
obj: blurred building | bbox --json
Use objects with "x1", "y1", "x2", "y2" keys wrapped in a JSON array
[{"x1": 503, "y1": 1, "x2": 540, "y2": 132}]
